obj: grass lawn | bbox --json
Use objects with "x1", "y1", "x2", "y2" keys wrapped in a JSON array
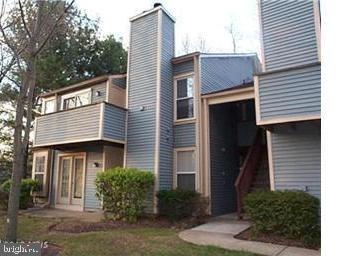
[{"x1": 0, "y1": 212, "x2": 259, "y2": 256}]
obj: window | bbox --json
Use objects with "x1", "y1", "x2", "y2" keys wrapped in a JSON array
[
  {"x1": 61, "y1": 89, "x2": 91, "y2": 110},
  {"x1": 32, "y1": 151, "x2": 49, "y2": 197},
  {"x1": 42, "y1": 98, "x2": 56, "y2": 114},
  {"x1": 175, "y1": 77, "x2": 194, "y2": 120},
  {"x1": 176, "y1": 150, "x2": 196, "y2": 191}
]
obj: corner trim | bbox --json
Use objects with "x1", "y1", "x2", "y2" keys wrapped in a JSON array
[{"x1": 266, "y1": 131, "x2": 275, "y2": 190}]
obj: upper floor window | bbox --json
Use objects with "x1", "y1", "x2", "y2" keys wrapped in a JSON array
[
  {"x1": 61, "y1": 89, "x2": 91, "y2": 110},
  {"x1": 42, "y1": 97, "x2": 56, "y2": 114},
  {"x1": 175, "y1": 77, "x2": 194, "y2": 120}
]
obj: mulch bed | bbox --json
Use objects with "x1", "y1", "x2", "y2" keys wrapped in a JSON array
[
  {"x1": 234, "y1": 227, "x2": 320, "y2": 250},
  {"x1": 49, "y1": 216, "x2": 206, "y2": 233},
  {"x1": 41, "y1": 243, "x2": 62, "y2": 256}
]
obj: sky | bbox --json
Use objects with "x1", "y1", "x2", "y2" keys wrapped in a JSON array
[{"x1": 76, "y1": 0, "x2": 261, "y2": 57}]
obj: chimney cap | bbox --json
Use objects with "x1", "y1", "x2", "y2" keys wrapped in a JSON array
[{"x1": 154, "y1": 3, "x2": 162, "y2": 8}]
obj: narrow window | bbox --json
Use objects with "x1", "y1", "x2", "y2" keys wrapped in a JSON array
[
  {"x1": 176, "y1": 77, "x2": 194, "y2": 120},
  {"x1": 176, "y1": 150, "x2": 196, "y2": 190},
  {"x1": 32, "y1": 151, "x2": 49, "y2": 197}
]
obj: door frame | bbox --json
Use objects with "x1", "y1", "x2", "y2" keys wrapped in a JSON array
[{"x1": 55, "y1": 152, "x2": 86, "y2": 211}]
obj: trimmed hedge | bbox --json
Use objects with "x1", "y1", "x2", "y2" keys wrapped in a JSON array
[
  {"x1": 244, "y1": 190, "x2": 320, "y2": 247},
  {"x1": 95, "y1": 167, "x2": 154, "y2": 222},
  {"x1": 1, "y1": 179, "x2": 39, "y2": 209},
  {"x1": 157, "y1": 189, "x2": 208, "y2": 221}
]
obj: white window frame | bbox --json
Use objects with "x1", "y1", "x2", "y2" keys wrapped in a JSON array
[
  {"x1": 174, "y1": 73, "x2": 196, "y2": 123},
  {"x1": 173, "y1": 147, "x2": 198, "y2": 191},
  {"x1": 60, "y1": 88, "x2": 92, "y2": 110},
  {"x1": 32, "y1": 150, "x2": 49, "y2": 197},
  {"x1": 42, "y1": 96, "x2": 56, "y2": 114}
]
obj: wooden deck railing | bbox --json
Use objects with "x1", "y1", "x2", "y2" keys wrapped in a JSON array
[{"x1": 235, "y1": 128, "x2": 263, "y2": 219}]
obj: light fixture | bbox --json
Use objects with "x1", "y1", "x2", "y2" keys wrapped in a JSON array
[
  {"x1": 96, "y1": 91, "x2": 101, "y2": 96},
  {"x1": 92, "y1": 162, "x2": 99, "y2": 168},
  {"x1": 139, "y1": 106, "x2": 145, "y2": 111}
]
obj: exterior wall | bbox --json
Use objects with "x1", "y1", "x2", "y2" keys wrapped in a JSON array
[
  {"x1": 173, "y1": 60, "x2": 194, "y2": 76},
  {"x1": 158, "y1": 12, "x2": 175, "y2": 190},
  {"x1": 34, "y1": 104, "x2": 101, "y2": 146},
  {"x1": 260, "y1": 0, "x2": 319, "y2": 71},
  {"x1": 103, "y1": 104, "x2": 126, "y2": 142},
  {"x1": 91, "y1": 82, "x2": 107, "y2": 103},
  {"x1": 103, "y1": 145, "x2": 124, "y2": 170},
  {"x1": 174, "y1": 123, "x2": 196, "y2": 148},
  {"x1": 200, "y1": 56, "x2": 257, "y2": 94},
  {"x1": 85, "y1": 147, "x2": 103, "y2": 210},
  {"x1": 269, "y1": 122, "x2": 321, "y2": 199},
  {"x1": 125, "y1": 10, "x2": 159, "y2": 170},
  {"x1": 257, "y1": 64, "x2": 321, "y2": 123},
  {"x1": 209, "y1": 104, "x2": 239, "y2": 216},
  {"x1": 107, "y1": 84, "x2": 126, "y2": 108}
]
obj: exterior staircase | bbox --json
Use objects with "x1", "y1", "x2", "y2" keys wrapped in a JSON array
[{"x1": 235, "y1": 129, "x2": 270, "y2": 219}]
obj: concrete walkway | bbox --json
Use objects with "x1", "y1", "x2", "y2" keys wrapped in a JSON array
[{"x1": 179, "y1": 214, "x2": 320, "y2": 256}]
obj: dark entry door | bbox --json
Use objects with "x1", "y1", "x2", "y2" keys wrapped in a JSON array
[{"x1": 209, "y1": 104, "x2": 239, "y2": 216}]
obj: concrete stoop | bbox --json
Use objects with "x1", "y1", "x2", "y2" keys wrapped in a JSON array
[{"x1": 179, "y1": 221, "x2": 320, "y2": 256}]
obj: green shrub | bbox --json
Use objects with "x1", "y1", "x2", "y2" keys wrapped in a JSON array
[
  {"x1": 244, "y1": 190, "x2": 320, "y2": 247},
  {"x1": 95, "y1": 167, "x2": 154, "y2": 222},
  {"x1": 157, "y1": 189, "x2": 208, "y2": 221},
  {"x1": 1, "y1": 179, "x2": 39, "y2": 209}
]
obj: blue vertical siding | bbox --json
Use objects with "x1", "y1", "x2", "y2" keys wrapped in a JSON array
[
  {"x1": 200, "y1": 55, "x2": 258, "y2": 94},
  {"x1": 158, "y1": 12, "x2": 175, "y2": 190},
  {"x1": 174, "y1": 123, "x2": 196, "y2": 148},
  {"x1": 126, "y1": 11, "x2": 158, "y2": 170},
  {"x1": 260, "y1": 0, "x2": 319, "y2": 70},
  {"x1": 271, "y1": 122, "x2": 321, "y2": 199}
]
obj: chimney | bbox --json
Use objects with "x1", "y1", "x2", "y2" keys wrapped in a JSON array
[{"x1": 125, "y1": 6, "x2": 175, "y2": 213}]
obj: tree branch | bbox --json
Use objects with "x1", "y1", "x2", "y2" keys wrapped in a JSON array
[
  {"x1": 34, "y1": 0, "x2": 75, "y2": 56},
  {"x1": 18, "y1": 0, "x2": 31, "y2": 38}
]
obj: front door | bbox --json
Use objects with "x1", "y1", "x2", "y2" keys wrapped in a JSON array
[{"x1": 57, "y1": 154, "x2": 85, "y2": 210}]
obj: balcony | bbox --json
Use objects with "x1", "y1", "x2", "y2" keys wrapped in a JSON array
[{"x1": 33, "y1": 102, "x2": 126, "y2": 147}]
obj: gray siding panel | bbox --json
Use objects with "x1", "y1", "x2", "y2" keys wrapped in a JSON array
[
  {"x1": 103, "y1": 104, "x2": 126, "y2": 142},
  {"x1": 173, "y1": 60, "x2": 194, "y2": 76},
  {"x1": 200, "y1": 56, "x2": 256, "y2": 94},
  {"x1": 260, "y1": 0, "x2": 318, "y2": 70},
  {"x1": 174, "y1": 123, "x2": 196, "y2": 148},
  {"x1": 159, "y1": 12, "x2": 175, "y2": 190},
  {"x1": 258, "y1": 65, "x2": 321, "y2": 121},
  {"x1": 85, "y1": 148, "x2": 103, "y2": 209},
  {"x1": 271, "y1": 122, "x2": 321, "y2": 199},
  {"x1": 126, "y1": 11, "x2": 158, "y2": 170},
  {"x1": 35, "y1": 104, "x2": 101, "y2": 146}
]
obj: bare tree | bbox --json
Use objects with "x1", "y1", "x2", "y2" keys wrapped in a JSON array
[
  {"x1": 0, "y1": 0, "x2": 74, "y2": 241},
  {"x1": 181, "y1": 33, "x2": 191, "y2": 54},
  {"x1": 226, "y1": 21, "x2": 241, "y2": 53},
  {"x1": 196, "y1": 36, "x2": 209, "y2": 53}
]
